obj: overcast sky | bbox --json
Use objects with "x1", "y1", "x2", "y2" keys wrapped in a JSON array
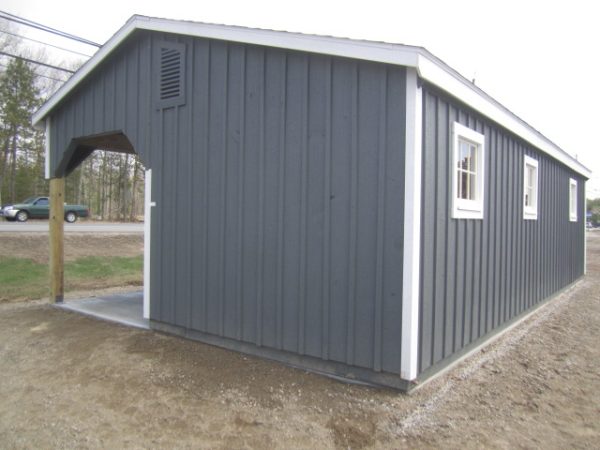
[{"x1": 3, "y1": 0, "x2": 599, "y2": 198}]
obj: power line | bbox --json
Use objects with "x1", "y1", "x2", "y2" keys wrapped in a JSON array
[
  {"x1": 0, "y1": 10, "x2": 101, "y2": 47},
  {"x1": 0, "y1": 29, "x2": 93, "y2": 58},
  {"x1": 0, "y1": 62, "x2": 68, "y2": 83},
  {"x1": 0, "y1": 50, "x2": 75, "y2": 73}
]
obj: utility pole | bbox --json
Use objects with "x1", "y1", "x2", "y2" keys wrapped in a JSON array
[{"x1": 49, "y1": 177, "x2": 64, "y2": 303}]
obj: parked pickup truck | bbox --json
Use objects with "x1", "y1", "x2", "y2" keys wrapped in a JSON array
[{"x1": 0, "y1": 197, "x2": 89, "y2": 223}]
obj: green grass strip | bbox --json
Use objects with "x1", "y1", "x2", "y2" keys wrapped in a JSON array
[
  {"x1": 67, "y1": 256, "x2": 143, "y2": 280},
  {"x1": 0, "y1": 255, "x2": 143, "y2": 302}
]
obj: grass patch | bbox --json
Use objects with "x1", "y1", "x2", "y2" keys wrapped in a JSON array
[
  {"x1": 0, "y1": 257, "x2": 49, "y2": 301},
  {"x1": 0, "y1": 255, "x2": 143, "y2": 302},
  {"x1": 67, "y1": 256, "x2": 143, "y2": 280}
]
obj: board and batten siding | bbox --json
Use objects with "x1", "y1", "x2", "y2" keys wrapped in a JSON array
[
  {"x1": 47, "y1": 30, "x2": 408, "y2": 378},
  {"x1": 418, "y1": 84, "x2": 586, "y2": 375},
  {"x1": 48, "y1": 32, "x2": 154, "y2": 173}
]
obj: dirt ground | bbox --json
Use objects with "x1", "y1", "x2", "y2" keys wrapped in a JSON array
[
  {"x1": 0, "y1": 234, "x2": 599, "y2": 448},
  {"x1": 0, "y1": 232, "x2": 143, "y2": 264}
]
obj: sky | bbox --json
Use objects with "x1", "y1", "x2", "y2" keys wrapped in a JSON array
[{"x1": 2, "y1": 0, "x2": 599, "y2": 198}]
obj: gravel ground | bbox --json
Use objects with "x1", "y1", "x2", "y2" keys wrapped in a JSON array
[{"x1": 0, "y1": 233, "x2": 599, "y2": 449}]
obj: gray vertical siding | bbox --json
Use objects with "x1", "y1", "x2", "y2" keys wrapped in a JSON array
[
  {"x1": 46, "y1": 28, "x2": 586, "y2": 386},
  {"x1": 418, "y1": 84, "x2": 586, "y2": 375},
  {"x1": 48, "y1": 31, "x2": 407, "y2": 377},
  {"x1": 50, "y1": 34, "x2": 154, "y2": 172}
]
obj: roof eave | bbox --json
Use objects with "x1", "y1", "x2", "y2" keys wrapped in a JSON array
[
  {"x1": 415, "y1": 55, "x2": 592, "y2": 179},
  {"x1": 32, "y1": 16, "x2": 140, "y2": 128},
  {"x1": 32, "y1": 15, "x2": 422, "y2": 128},
  {"x1": 32, "y1": 15, "x2": 592, "y2": 179}
]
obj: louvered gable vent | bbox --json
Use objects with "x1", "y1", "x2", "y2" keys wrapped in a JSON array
[
  {"x1": 160, "y1": 47, "x2": 181, "y2": 99},
  {"x1": 155, "y1": 42, "x2": 185, "y2": 108}
]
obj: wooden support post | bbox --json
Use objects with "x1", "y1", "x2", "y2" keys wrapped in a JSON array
[{"x1": 49, "y1": 177, "x2": 65, "y2": 303}]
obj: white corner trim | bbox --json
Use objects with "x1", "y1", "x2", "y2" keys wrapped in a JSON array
[
  {"x1": 401, "y1": 68, "x2": 422, "y2": 381},
  {"x1": 584, "y1": 181, "x2": 587, "y2": 275},
  {"x1": 44, "y1": 117, "x2": 51, "y2": 179},
  {"x1": 523, "y1": 155, "x2": 539, "y2": 220},
  {"x1": 143, "y1": 168, "x2": 153, "y2": 320}
]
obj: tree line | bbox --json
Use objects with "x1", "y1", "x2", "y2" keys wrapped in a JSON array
[
  {"x1": 0, "y1": 25, "x2": 145, "y2": 221},
  {"x1": 2, "y1": 21, "x2": 598, "y2": 224}
]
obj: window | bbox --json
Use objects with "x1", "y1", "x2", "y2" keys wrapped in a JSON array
[
  {"x1": 569, "y1": 178, "x2": 578, "y2": 222},
  {"x1": 452, "y1": 122, "x2": 485, "y2": 219},
  {"x1": 523, "y1": 155, "x2": 538, "y2": 220}
]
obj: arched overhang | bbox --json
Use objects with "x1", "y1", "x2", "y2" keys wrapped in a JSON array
[{"x1": 56, "y1": 131, "x2": 137, "y2": 178}]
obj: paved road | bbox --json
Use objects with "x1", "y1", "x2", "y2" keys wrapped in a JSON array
[{"x1": 0, "y1": 221, "x2": 143, "y2": 233}]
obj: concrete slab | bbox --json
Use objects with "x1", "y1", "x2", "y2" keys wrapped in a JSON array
[{"x1": 58, "y1": 290, "x2": 149, "y2": 329}]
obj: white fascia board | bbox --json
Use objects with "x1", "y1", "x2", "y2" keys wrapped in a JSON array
[
  {"x1": 137, "y1": 17, "x2": 421, "y2": 67},
  {"x1": 32, "y1": 16, "x2": 419, "y2": 127},
  {"x1": 416, "y1": 56, "x2": 591, "y2": 178},
  {"x1": 32, "y1": 19, "x2": 138, "y2": 127},
  {"x1": 401, "y1": 68, "x2": 422, "y2": 381},
  {"x1": 32, "y1": 15, "x2": 590, "y2": 179}
]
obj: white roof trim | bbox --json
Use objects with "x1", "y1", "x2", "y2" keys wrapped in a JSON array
[{"x1": 32, "y1": 15, "x2": 591, "y2": 178}]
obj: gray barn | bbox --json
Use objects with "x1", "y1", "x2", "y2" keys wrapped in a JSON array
[{"x1": 33, "y1": 16, "x2": 590, "y2": 390}]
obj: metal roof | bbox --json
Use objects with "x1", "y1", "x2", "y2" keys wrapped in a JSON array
[{"x1": 32, "y1": 15, "x2": 591, "y2": 178}]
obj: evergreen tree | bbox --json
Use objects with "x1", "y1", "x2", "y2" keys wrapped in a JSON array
[
  {"x1": 0, "y1": 41, "x2": 145, "y2": 220},
  {"x1": 0, "y1": 57, "x2": 42, "y2": 204}
]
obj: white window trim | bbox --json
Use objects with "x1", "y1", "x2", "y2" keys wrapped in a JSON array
[
  {"x1": 451, "y1": 122, "x2": 485, "y2": 219},
  {"x1": 569, "y1": 178, "x2": 578, "y2": 222},
  {"x1": 523, "y1": 155, "x2": 539, "y2": 220}
]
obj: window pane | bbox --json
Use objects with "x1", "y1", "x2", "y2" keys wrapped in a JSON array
[
  {"x1": 527, "y1": 165, "x2": 535, "y2": 189},
  {"x1": 524, "y1": 162, "x2": 538, "y2": 213},
  {"x1": 458, "y1": 141, "x2": 478, "y2": 173},
  {"x1": 468, "y1": 173, "x2": 477, "y2": 200},
  {"x1": 459, "y1": 141, "x2": 470, "y2": 170},
  {"x1": 469, "y1": 144, "x2": 477, "y2": 174},
  {"x1": 457, "y1": 139, "x2": 480, "y2": 201},
  {"x1": 453, "y1": 123, "x2": 485, "y2": 218},
  {"x1": 459, "y1": 171, "x2": 469, "y2": 199}
]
